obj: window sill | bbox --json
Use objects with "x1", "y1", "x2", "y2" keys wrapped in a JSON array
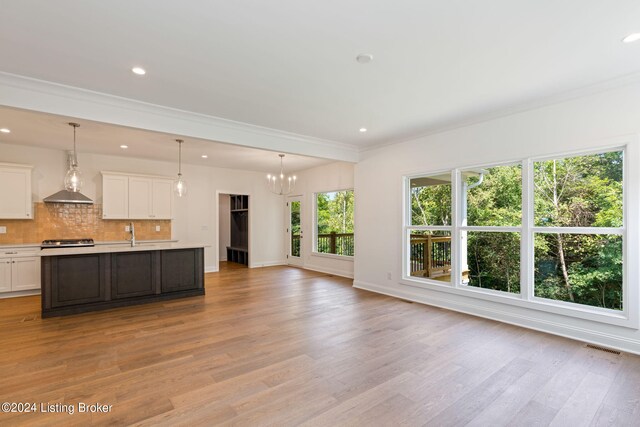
[
  {"x1": 400, "y1": 276, "x2": 635, "y2": 329},
  {"x1": 311, "y1": 252, "x2": 354, "y2": 261}
]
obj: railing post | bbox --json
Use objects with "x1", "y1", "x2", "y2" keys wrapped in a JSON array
[
  {"x1": 330, "y1": 232, "x2": 337, "y2": 254},
  {"x1": 426, "y1": 235, "x2": 432, "y2": 278}
]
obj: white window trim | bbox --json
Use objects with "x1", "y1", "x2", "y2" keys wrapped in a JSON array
[
  {"x1": 401, "y1": 140, "x2": 639, "y2": 329},
  {"x1": 312, "y1": 188, "x2": 355, "y2": 259},
  {"x1": 311, "y1": 252, "x2": 354, "y2": 261}
]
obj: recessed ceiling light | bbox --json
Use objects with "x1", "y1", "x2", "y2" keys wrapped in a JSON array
[
  {"x1": 623, "y1": 33, "x2": 640, "y2": 43},
  {"x1": 120, "y1": 145, "x2": 128, "y2": 149},
  {"x1": 131, "y1": 67, "x2": 146, "y2": 75},
  {"x1": 359, "y1": 128, "x2": 367, "y2": 133},
  {"x1": 0, "y1": 128, "x2": 10, "y2": 133},
  {"x1": 356, "y1": 53, "x2": 373, "y2": 64},
  {"x1": 201, "y1": 154, "x2": 208, "y2": 159}
]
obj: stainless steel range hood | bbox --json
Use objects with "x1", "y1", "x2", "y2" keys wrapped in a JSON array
[
  {"x1": 44, "y1": 189, "x2": 93, "y2": 204},
  {"x1": 43, "y1": 151, "x2": 94, "y2": 205}
]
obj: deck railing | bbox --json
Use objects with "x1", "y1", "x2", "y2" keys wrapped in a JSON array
[
  {"x1": 290, "y1": 233, "x2": 355, "y2": 257},
  {"x1": 291, "y1": 233, "x2": 450, "y2": 272},
  {"x1": 410, "y1": 234, "x2": 451, "y2": 278},
  {"x1": 317, "y1": 232, "x2": 354, "y2": 256}
]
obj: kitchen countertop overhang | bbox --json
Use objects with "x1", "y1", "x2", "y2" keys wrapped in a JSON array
[{"x1": 39, "y1": 242, "x2": 209, "y2": 257}]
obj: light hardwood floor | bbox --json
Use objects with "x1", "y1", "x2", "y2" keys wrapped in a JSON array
[{"x1": 0, "y1": 262, "x2": 639, "y2": 426}]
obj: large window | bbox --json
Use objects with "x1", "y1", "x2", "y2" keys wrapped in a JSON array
[
  {"x1": 403, "y1": 147, "x2": 630, "y2": 324},
  {"x1": 409, "y1": 175, "x2": 452, "y2": 283},
  {"x1": 315, "y1": 189, "x2": 354, "y2": 257},
  {"x1": 532, "y1": 152, "x2": 623, "y2": 310}
]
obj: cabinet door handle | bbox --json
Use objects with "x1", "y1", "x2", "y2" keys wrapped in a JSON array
[{"x1": 5, "y1": 252, "x2": 17, "y2": 255}]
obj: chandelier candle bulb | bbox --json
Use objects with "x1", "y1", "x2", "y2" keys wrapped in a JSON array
[{"x1": 266, "y1": 154, "x2": 297, "y2": 195}]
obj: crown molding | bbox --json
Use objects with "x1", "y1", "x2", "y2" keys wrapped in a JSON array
[{"x1": 0, "y1": 72, "x2": 359, "y2": 162}]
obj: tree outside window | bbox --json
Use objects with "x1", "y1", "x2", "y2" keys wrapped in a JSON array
[{"x1": 316, "y1": 190, "x2": 354, "y2": 256}]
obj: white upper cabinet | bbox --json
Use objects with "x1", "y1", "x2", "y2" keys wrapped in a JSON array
[
  {"x1": 102, "y1": 173, "x2": 129, "y2": 219},
  {"x1": 102, "y1": 172, "x2": 172, "y2": 220},
  {"x1": 151, "y1": 179, "x2": 173, "y2": 219},
  {"x1": 128, "y1": 177, "x2": 153, "y2": 219},
  {"x1": 0, "y1": 163, "x2": 32, "y2": 219}
]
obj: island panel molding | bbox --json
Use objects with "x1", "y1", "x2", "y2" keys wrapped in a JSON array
[{"x1": 41, "y1": 245, "x2": 205, "y2": 317}]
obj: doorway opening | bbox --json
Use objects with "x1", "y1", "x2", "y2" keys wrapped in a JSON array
[
  {"x1": 219, "y1": 193, "x2": 249, "y2": 267},
  {"x1": 287, "y1": 196, "x2": 303, "y2": 267}
]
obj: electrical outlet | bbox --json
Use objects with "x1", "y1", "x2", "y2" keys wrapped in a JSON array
[
  {"x1": 0, "y1": 226, "x2": 6, "y2": 234},
  {"x1": 125, "y1": 225, "x2": 130, "y2": 232},
  {"x1": 155, "y1": 225, "x2": 161, "y2": 232},
  {"x1": 387, "y1": 272, "x2": 392, "y2": 280}
]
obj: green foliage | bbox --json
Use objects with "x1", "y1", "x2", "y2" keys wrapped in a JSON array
[
  {"x1": 467, "y1": 232, "x2": 520, "y2": 294},
  {"x1": 411, "y1": 182, "x2": 451, "y2": 226},
  {"x1": 316, "y1": 190, "x2": 355, "y2": 256},
  {"x1": 316, "y1": 190, "x2": 354, "y2": 234},
  {"x1": 466, "y1": 165, "x2": 521, "y2": 227},
  {"x1": 290, "y1": 201, "x2": 301, "y2": 235},
  {"x1": 533, "y1": 151, "x2": 623, "y2": 310},
  {"x1": 413, "y1": 152, "x2": 623, "y2": 310},
  {"x1": 534, "y1": 234, "x2": 623, "y2": 310},
  {"x1": 534, "y1": 151, "x2": 623, "y2": 227}
]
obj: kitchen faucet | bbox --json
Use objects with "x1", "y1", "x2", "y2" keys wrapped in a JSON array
[{"x1": 129, "y1": 222, "x2": 136, "y2": 247}]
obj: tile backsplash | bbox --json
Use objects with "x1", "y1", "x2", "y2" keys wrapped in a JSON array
[{"x1": 0, "y1": 203, "x2": 171, "y2": 244}]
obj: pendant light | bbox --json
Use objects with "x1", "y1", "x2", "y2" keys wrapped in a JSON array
[
  {"x1": 64, "y1": 122, "x2": 83, "y2": 192},
  {"x1": 266, "y1": 154, "x2": 297, "y2": 195},
  {"x1": 174, "y1": 139, "x2": 187, "y2": 197}
]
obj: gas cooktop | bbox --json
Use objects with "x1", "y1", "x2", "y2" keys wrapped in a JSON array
[{"x1": 41, "y1": 238, "x2": 95, "y2": 248}]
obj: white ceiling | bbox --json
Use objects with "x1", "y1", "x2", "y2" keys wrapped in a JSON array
[
  {"x1": 0, "y1": 106, "x2": 331, "y2": 172},
  {"x1": 2, "y1": 1, "x2": 640, "y2": 148}
]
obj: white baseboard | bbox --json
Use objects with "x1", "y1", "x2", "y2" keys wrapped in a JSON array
[
  {"x1": 353, "y1": 280, "x2": 640, "y2": 356},
  {"x1": 303, "y1": 264, "x2": 354, "y2": 279},
  {"x1": 249, "y1": 260, "x2": 286, "y2": 268},
  {"x1": 0, "y1": 289, "x2": 40, "y2": 299},
  {"x1": 205, "y1": 265, "x2": 218, "y2": 273}
]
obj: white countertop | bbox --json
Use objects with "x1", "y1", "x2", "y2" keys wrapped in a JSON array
[
  {"x1": 0, "y1": 243, "x2": 42, "y2": 249},
  {"x1": 40, "y1": 242, "x2": 208, "y2": 257}
]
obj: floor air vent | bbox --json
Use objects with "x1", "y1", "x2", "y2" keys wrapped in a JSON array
[{"x1": 586, "y1": 344, "x2": 621, "y2": 355}]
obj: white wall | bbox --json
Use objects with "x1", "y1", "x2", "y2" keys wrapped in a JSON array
[
  {"x1": 218, "y1": 194, "x2": 230, "y2": 261},
  {"x1": 0, "y1": 142, "x2": 285, "y2": 271},
  {"x1": 354, "y1": 81, "x2": 640, "y2": 354},
  {"x1": 287, "y1": 161, "x2": 355, "y2": 278}
]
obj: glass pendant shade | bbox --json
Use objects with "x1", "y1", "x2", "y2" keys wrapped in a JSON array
[
  {"x1": 65, "y1": 122, "x2": 83, "y2": 192},
  {"x1": 174, "y1": 139, "x2": 188, "y2": 197},
  {"x1": 64, "y1": 166, "x2": 83, "y2": 192},
  {"x1": 174, "y1": 174, "x2": 188, "y2": 197}
]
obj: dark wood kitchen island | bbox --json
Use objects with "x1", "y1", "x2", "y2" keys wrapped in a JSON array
[{"x1": 40, "y1": 243, "x2": 205, "y2": 317}]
